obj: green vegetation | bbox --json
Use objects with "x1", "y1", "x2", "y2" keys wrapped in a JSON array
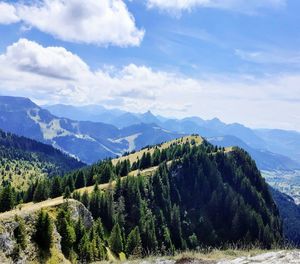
[
  {"x1": 0, "y1": 135, "x2": 284, "y2": 263},
  {"x1": 0, "y1": 128, "x2": 84, "y2": 191},
  {"x1": 14, "y1": 215, "x2": 27, "y2": 250},
  {"x1": 34, "y1": 210, "x2": 53, "y2": 251}
]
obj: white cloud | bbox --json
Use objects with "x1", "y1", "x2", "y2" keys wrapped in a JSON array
[
  {"x1": 0, "y1": 39, "x2": 300, "y2": 131},
  {"x1": 0, "y1": 0, "x2": 144, "y2": 46},
  {"x1": 147, "y1": 0, "x2": 286, "y2": 14},
  {"x1": 0, "y1": 2, "x2": 20, "y2": 24},
  {"x1": 4, "y1": 39, "x2": 90, "y2": 80}
]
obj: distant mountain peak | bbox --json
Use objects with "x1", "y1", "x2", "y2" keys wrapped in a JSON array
[{"x1": 0, "y1": 96, "x2": 39, "y2": 111}]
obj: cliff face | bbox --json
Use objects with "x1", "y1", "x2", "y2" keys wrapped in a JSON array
[{"x1": 0, "y1": 200, "x2": 92, "y2": 264}]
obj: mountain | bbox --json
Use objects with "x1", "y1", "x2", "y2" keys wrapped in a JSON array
[
  {"x1": 44, "y1": 103, "x2": 300, "y2": 170},
  {"x1": 208, "y1": 135, "x2": 300, "y2": 171},
  {"x1": 0, "y1": 136, "x2": 283, "y2": 263},
  {"x1": 0, "y1": 96, "x2": 182, "y2": 164},
  {"x1": 0, "y1": 128, "x2": 84, "y2": 190},
  {"x1": 255, "y1": 129, "x2": 300, "y2": 162},
  {"x1": 271, "y1": 187, "x2": 300, "y2": 246},
  {"x1": 44, "y1": 104, "x2": 125, "y2": 124}
]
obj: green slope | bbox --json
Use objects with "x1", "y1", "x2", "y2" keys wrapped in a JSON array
[{"x1": 0, "y1": 129, "x2": 85, "y2": 189}]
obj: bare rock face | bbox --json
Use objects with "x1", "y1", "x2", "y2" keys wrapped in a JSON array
[
  {"x1": 0, "y1": 211, "x2": 69, "y2": 264},
  {"x1": 67, "y1": 200, "x2": 93, "y2": 228}
]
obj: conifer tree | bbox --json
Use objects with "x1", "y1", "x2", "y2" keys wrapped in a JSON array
[
  {"x1": 51, "y1": 176, "x2": 62, "y2": 198},
  {"x1": 109, "y1": 223, "x2": 124, "y2": 254},
  {"x1": 34, "y1": 210, "x2": 53, "y2": 251},
  {"x1": 0, "y1": 184, "x2": 15, "y2": 212},
  {"x1": 14, "y1": 215, "x2": 27, "y2": 250},
  {"x1": 75, "y1": 171, "x2": 86, "y2": 189},
  {"x1": 125, "y1": 226, "x2": 142, "y2": 257},
  {"x1": 63, "y1": 186, "x2": 71, "y2": 199}
]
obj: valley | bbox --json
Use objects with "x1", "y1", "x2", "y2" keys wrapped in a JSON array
[{"x1": 263, "y1": 170, "x2": 300, "y2": 205}]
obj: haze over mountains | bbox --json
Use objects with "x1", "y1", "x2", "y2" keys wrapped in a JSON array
[
  {"x1": 0, "y1": 96, "x2": 181, "y2": 164},
  {"x1": 44, "y1": 101, "x2": 300, "y2": 170},
  {"x1": 0, "y1": 95, "x2": 299, "y2": 170}
]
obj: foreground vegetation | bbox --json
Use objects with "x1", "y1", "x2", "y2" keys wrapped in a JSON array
[{"x1": 0, "y1": 135, "x2": 283, "y2": 263}]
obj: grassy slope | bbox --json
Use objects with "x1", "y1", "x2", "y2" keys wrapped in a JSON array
[{"x1": 112, "y1": 135, "x2": 203, "y2": 166}]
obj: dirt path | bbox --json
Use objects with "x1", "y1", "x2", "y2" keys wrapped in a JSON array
[{"x1": 0, "y1": 197, "x2": 68, "y2": 220}]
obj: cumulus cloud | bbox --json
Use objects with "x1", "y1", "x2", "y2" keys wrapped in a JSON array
[
  {"x1": 147, "y1": 0, "x2": 286, "y2": 14},
  {"x1": 4, "y1": 39, "x2": 90, "y2": 80},
  {"x1": 0, "y1": 39, "x2": 200, "y2": 109},
  {"x1": 0, "y1": 2, "x2": 20, "y2": 24},
  {"x1": 1, "y1": 39, "x2": 300, "y2": 130},
  {"x1": 0, "y1": 0, "x2": 144, "y2": 46}
]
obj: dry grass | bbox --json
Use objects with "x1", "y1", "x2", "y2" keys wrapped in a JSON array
[
  {"x1": 0, "y1": 197, "x2": 68, "y2": 220},
  {"x1": 112, "y1": 135, "x2": 203, "y2": 166},
  {"x1": 92, "y1": 249, "x2": 275, "y2": 263}
]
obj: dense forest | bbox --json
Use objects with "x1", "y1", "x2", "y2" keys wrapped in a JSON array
[
  {"x1": 0, "y1": 129, "x2": 84, "y2": 191},
  {"x1": 0, "y1": 136, "x2": 283, "y2": 263}
]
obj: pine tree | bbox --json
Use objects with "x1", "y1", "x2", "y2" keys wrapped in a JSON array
[
  {"x1": 100, "y1": 164, "x2": 113, "y2": 183},
  {"x1": 51, "y1": 176, "x2": 62, "y2": 198},
  {"x1": 33, "y1": 181, "x2": 49, "y2": 202},
  {"x1": 170, "y1": 205, "x2": 183, "y2": 249},
  {"x1": 79, "y1": 233, "x2": 93, "y2": 262},
  {"x1": 14, "y1": 215, "x2": 27, "y2": 250},
  {"x1": 0, "y1": 184, "x2": 15, "y2": 212},
  {"x1": 56, "y1": 206, "x2": 76, "y2": 258},
  {"x1": 63, "y1": 186, "x2": 71, "y2": 199},
  {"x1": 60, "y1": 219, "x2": 76, "y2": 258},
  {"x1": 34, "y1": 210, "x2": 53, "y2": 251},
  {"x1": 125, "y1": 226, "x2": 142, "y2": 257},
  {"x1": 162, "y1": 226, "x2": 174, "y2": 254},
  {"x1": 81, "y1": 190, "x2": 90, "y2": 209},
  {"x1": 109, "y1": 223, "x2": 124, "y2": 254},
  {"x1": 66, "y1": 175, "x2": 75, "y2": 192},
  {"x1": 75, "y1": 171, "x2": 86, "y2": 189}
]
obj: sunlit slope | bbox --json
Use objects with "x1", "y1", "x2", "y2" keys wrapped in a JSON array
[{"x1": 112, "y1": 135, "x2": 203, "y2": 165}]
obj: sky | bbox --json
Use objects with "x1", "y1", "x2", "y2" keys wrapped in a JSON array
[{"x1": 0, "y1": 0, "x2": 300, "y2": 131}]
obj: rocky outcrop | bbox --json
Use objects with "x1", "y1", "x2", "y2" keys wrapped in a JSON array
[
  {"x1": 0, "y1": 200, "x2": 91, "y2": 264},
  {"x1": 67, "y1": 199, "x2": 93, "y2": 228}
]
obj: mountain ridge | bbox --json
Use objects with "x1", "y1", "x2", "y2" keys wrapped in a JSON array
[
  {"x1": 0, "y1": 96, "x2": 183, "y2": 164},
  {"x1": 43, "y1": 101, "x2": 300, "y2": 170}
]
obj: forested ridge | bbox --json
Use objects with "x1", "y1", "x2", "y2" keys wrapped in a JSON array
[
  {"x1": 0, "y1": 128, "x2": 84, "y2": 210},
  {"x1": 0, "y1": 135, "x2": 283, "y2": 263}
]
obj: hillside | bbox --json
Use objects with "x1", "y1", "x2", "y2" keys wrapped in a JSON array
[
  {"x1": 0, "y1": 129, "x2": 84, "y2": 190},
  {"x1": 0, "y1": 96, "x2": 182, "y2": 164},
  {"x1": 270, "y1": 188, "x2": 300, "y2": 246},
  {"x1": 0, "y1": 135, "x2": 283, "y2": 263}
]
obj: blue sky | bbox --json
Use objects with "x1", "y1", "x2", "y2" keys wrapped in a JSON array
[{"x1": 0, "y1": 0, "x2": 300, "y2": 130}]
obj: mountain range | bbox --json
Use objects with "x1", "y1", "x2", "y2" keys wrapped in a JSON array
[
  {"x1": 0, "y1": 96, "x2": 299, "y2": 169},
  {"x1": 0, "y1": 96, "x2": 181, "y2": 164},
  {"x1": 45, "y1": 101, "x2": 300, "y2": 170}
]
